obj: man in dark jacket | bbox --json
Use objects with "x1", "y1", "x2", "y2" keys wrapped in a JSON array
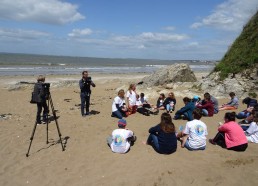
[
  {"x1": 79, "y1": 71, "x2": 96, "y2": 117},
  {"x1": 33, "y1": 75, "x2": 48, "y2": 124}
]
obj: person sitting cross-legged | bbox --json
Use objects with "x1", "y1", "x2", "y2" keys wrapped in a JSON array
[{"x1": 177, "y1": 108, "x2": 208, "y2": 151}]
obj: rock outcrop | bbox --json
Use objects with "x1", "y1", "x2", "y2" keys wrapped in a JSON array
[
  {"x1": 141, "y1": 63, "x2": 197, "y2": 87},
  {"x1": 193, "y1": 64, "x2": 258, "y2": 98}
]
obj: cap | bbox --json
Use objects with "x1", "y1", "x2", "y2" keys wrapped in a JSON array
[
  {"x1": 118, "y1": 119, "x2": 127, "y2": 128},
  {"x1": 193, "y1": 95, "x2": 199, "y2": 100}
]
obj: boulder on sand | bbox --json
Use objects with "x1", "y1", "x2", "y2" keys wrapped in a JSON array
[{"x1": 142, "y1": 63, "x2": 197, "y2": 87}]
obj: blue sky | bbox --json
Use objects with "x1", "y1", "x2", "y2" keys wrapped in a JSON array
[{"x1": 0, "y1": 0, "x2": 257, "y2": 60}]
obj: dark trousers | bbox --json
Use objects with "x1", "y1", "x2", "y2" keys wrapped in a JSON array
[
  {"x1": 37, "y1": 101, "x2": 48, "y2": 122},
  {"x1": 137, "y1": 107, "x2": 150, "y2": 116},
  {"x1": 213, "y1": 132, "x2": 248, "y2": 151},
  {"x1": 81, "y1": 93, "x2": 90, "y2": 115}
]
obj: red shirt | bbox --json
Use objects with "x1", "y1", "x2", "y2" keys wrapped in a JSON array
[
  {"x1": 218, "y1": 121, "x2": 247, "y2": 148},
  {"x1": 197, "y1": 100, "x2": 214, "y2": 117}
]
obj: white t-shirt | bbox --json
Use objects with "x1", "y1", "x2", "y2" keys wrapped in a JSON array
[
  {"x1": 135, "y1": 99, "x2": 142, "y2": 107},
  {"x1": 246, "y1": 122, "x2": 258, "y2": 143},
  {"x1": 140, "y1": 97, "x2": 148, "y2": 104},
  {"x1": 183, "y1": 119, "x2": 208, "y2": 149},
  {"x1": 126, "y1": 90, "x2": 137, "y2": 106},
  {"x1": 111, "y1": 129, "x2": 133, "y2": 153},
  {"x1": 112, "y1": 96, "x2": 125, "y2": 112}
]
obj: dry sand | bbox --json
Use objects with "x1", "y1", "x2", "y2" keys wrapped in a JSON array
[{"x1": 0, "y1": 72, "x2": 258, "y2": 186}]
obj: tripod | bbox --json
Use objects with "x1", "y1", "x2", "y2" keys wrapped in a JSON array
[{"x1": 26, "y1": 92, "x2": 65, "y2": 157}]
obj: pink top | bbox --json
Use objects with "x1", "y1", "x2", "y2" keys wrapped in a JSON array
[{"x1": 218, "y1": 121, "x2": 247, "y2": 148}]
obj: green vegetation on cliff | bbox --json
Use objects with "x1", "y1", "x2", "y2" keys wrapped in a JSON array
[{"x1": 214, "y1": 11, "x2": 258, "y2": 80}]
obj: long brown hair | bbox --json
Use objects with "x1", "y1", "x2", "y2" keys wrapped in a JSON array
[
  {"x1": 160, "y1": 113, "x2": 175, "y2": 133},
  {"x1": 168, "y1": 92, "x2": 175, "y2": 99}
]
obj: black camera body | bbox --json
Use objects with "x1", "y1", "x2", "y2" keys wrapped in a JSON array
[
  {"x1": 86, "y1": 77, "x2": 91, "y2": 82},
  {"x1": 42, "y1": 83, "x2": 50, "y2": 94}
]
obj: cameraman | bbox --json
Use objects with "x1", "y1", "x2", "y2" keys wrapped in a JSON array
[
  {"x1": 79, "y1": 71, "x2": 96, "y2": 116},
  {"x1": 34, "y1": 75, "x2": 48, "y2": 124}
]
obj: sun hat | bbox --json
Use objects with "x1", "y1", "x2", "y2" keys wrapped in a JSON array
[{"x1": 118, "y1": 119, "x2": 127, "y2": 128}]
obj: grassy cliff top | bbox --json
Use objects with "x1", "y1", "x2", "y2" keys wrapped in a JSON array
[{"x1": 214, "y1": 11, "x2": 258, "y2": 80}]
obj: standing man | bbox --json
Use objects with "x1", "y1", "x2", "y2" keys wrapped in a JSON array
[
  {"x1": 79, "y1": 71, "x2": 96, "y2": 117},
  {"x1": 33, "y1": 75, "x2": 48, "y2": 124}
]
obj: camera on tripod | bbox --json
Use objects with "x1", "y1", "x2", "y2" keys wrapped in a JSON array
[
  {"x1": 42, "y1": 83, "x2": 50, "y2": 93},
  {"x1": 42, "y1": 83, "x2": 50, "y2": 99}
]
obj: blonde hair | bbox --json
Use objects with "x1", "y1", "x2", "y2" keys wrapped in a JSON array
[
  {"x1": 37, "y1": 75, "x2": 45, "y2": 82},
  {"x1": 128, "y1": 84, "x2": 135, "y2": 90}
]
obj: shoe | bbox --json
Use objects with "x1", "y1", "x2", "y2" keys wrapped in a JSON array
[
  {"x1": 209, "y1": 139, "x2": 216, "y2": 145},
  {"x1": 86, "y1": 112, "x2": 91, "y2": 116},
  {"x1": 37, "y1": 121, "x2": 42, "y2": 125},
  {"x1": 82, "y1": 114, "x2": 86, "y2": 117}
]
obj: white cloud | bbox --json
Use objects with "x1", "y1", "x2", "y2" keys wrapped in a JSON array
[
  {"x1": 0, "y1": 0, "x2": 85, "y2": 25},
  {"x1": 0, "y1": 28, "x2": 50, "y2": 40},
  {"x1": 137, "y1": 44, "x2": 146, "y2": 49},
  {"x1": 137, "y1": 32, "x2": 188, "y2": 42},
  {"x1": 68, "y1": 28, "x2": 93, "y2": 37},
  {"x1": 191, "y1": 0, "x2": 258, "y2": 31},
  {"x1": 163, "y1": 26, "x2": 176, "y2": 31}
]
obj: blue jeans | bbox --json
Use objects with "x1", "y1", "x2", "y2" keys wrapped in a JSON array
[
  {"x1": 202, "y1": 109, "x2": 208, "y2": 116},
  {"x1": 147, "y1": 134, "x2": 160, "y2": 152},
  {"x1": 174, "y1": 112, "x2": 189, "y2": 120},
  {"x1": 112, "y1": 110, "x2": 123, "y2": 119},
  {"x1": 184, "y1": 140, "x2": 206, "y2": 151},
  {"x1": 166, "y1": 104, "x2": 173, "y2": 112},
  {"x1": 236, "y1": 111, "x2": 250, "y2": 119}
]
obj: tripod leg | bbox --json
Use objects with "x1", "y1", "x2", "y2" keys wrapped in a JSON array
[
  {"x1": 46, "y1": 98, "x2": 49, "y2": 144},
  {"x1": 49, "y1": 94, "x2": 65, "y2": 151},
  {"x1": 26, "y1": 119, "x2": 38, "y2": 157}
]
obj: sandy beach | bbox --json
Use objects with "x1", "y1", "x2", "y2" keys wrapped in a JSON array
[{"x1": 0, "y1": 72, "x2": 258, "y2": 186}]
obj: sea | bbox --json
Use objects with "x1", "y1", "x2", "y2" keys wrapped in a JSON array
[{"x1": 0, "y1": 53, "x2": 217, "y2": 76}]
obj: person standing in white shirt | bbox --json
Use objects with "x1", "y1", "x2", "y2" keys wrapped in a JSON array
[{"x1": 107, "y1": 119, "x2": 136, "y2": 153}]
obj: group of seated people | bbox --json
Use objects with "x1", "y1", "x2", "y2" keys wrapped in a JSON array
[{"x1": 108, "y1": 85, "x2": 258, "y2": 154}]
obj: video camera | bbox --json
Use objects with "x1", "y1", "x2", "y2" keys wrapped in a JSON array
[
  {"x1": 42, "y1": 83, "x2": 50, "y2": 94},
  {"x1": 85, "y1": 77, "x2": 91, "y2": 82}
]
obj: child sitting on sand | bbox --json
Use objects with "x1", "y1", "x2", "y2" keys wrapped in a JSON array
[
  {"x1": 196, "y1": 93, "x2": 214, "y2": 117},
  {"x1": 209, "y1": 112, "x2": 248, "y2": 151},
  {"x1": 136, "y1": 94, "x2": 150, "y2": 116},
  {"x1": 177, "y1": 108, "x2": 208, "y2": 151},
  {"x1": 245, "y1": 109, "x2": 258, "y2": 143},
  {"x1": 236, "y1": 97, "x2": 257, "y2": 119},
  {"x1": 174, "y1": 97, "x2": 195, "y2": 121},
  {"x1": 163, "y1": 92, "x2": 176, "y2": 113},
  {"x1": 107, "y1": 119, "x2": 136, "y2": 154},
  {"x1": 219, "y1": 92, "x2": 239, "y2": 110},
  {"x1": 144, "y1": 113, "x2": 177, "y2": 154},
  {"x1": 111, "y1": 89, "x2": 128, "y2": 119},
  {"x1": 155, "y1": 93, "x2": 166, "y2": 110}
]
